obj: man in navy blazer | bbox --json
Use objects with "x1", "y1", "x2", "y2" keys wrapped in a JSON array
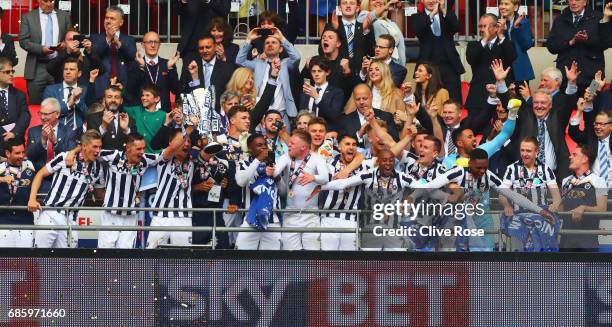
[
  {"x1": 359, "y1": 35, "x2": 407, "y2": 88},
  {"x1": 90, "y1": 6, "x2": 137, "y2": 104},
  {"x1": 180, "y1": 35, "x2": 235, "y2": 113},
  {"x1": 42, "y1": 57, "x2": 88, "y2": 132},
  {"x1": 27, "y1": 98, "x2": 78, "y2": 192},
  {"x1": 127, "y1": 31, "x2": 181, "y2": 112},
  {"x1": 299, "y1": 58, "x2": 345, "y2": 132},
  {"x1": 0, "y1": 58, "x2": 30, "y2": 154},
  {"x1": 341, "y1": 84, "x2": 399, "y2": 146},
  {"x1": 412, "y1": 0, "x2": 465, "y2": 102}
]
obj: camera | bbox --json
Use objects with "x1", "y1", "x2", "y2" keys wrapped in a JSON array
[
  {"x1": 258, "y1": 28, "x2": 272, "y2": 38},
  {"x1": 73, "y1": 34, "x2": 89, "y2": 48},
  {"x1": 267, "y1": 120, "x2": 284, "y2": 166}
]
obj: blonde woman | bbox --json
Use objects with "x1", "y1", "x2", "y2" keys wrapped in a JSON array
[
  {"x1": 225, "y1": 67, "x2": 258, "y2": 110},
  {"x1": 359, "y1": 0, "x2": 406, "y2": 66},
  {"x1": 345, "y1": 60, "x2": 404, "y2": 118}
]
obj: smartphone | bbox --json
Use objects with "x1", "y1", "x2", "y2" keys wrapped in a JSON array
[
  {"x1": 304, "y1": 78, "x2": 311, "y2": 86},
  {"x1": 587, "y1": 79, "x2": 600, "y2": 96},
  {"x1": 258, "y1": 28, "x2": 272, "y2": 38},
  {"x1": 48, "y1": 45, "x2": 59, "y2": 51},
  {"x1": 336, "y1": 5, "x2": 342, "y2": 16}
]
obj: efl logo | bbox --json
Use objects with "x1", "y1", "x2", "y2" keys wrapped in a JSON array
[
  {"x1": 0, "y1": 259, "x2": 40, "y2": 326},
  {"x1": 77, "y1": 216, "x2": 92, "y2": 226},
  {"x1": 308, "y1": 263, "x2": 469, "y2": 327}
]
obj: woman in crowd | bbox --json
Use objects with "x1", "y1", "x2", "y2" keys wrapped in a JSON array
[
  {"x1": 225, "y1": 67, "x2": 258, "y2": 110},
  {"x1": 205, "y1": 17, "x2": 240, "y2": 65},
  {"x1": 359, "y1": 0, "x2": 406, "y2": 66},
  {"x1": 295, "y1": 111, "x2": 314, "y2": 131},
  {"x1": 498, "y1": 0, "x2": 534, "y2": 85},
  {"x1": 414, "y1": 62, "x2": 449, "y2": 115}
]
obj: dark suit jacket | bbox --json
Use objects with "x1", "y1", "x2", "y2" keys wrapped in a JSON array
[
  {"x1": 85, "y1": 109, "x2": 137, "y2": 151},
  {"x1": 546, "y1": 7, "x2": 606, "y2": 87},
  {"x1": 334, "y1": 19, "x2": 375, "y2": 74},
  {"x1": 0, "y1": 86, "x2": 30, "y2": 150},
  {"x1": 515, "y1": 91, "x2": 577, "y2": 181},
  {"x1": 299, "y1": 84, "x2": 344, "y2": 132},
  {"x1": 389, "y1": 61, "x2": 407, "y2": 88},
  {"x1": 465, "y1": 38, "x2": 516, "y2": 111},
  {"x1": 412, "y1": 11, "x2": 465, "y2": 75},
  {"x1": 126, "y1": 57, "x2": 181, "y2": 112},
  {"x1": 18, "y1": 9, "x2": 71, "y2": 79},
  {"x1": 27, "y1": 123, "x2": 78, "y2": 171},
  {"x1": 341, "y1": 109, "x2": 399, "y2": 146},
  {"x1": 42, "y1": 82, "x2": 89, "y2": 130},
  {"x1": 173, "y1": 0, "x2": 230, "y2": 56},
  {"x1": 180, "y1": 58, "x2": 235, "y2": 113},
  {"x1": 90, "y1": 32, "x2": 137, "y2": 102},
  {"x1": 0, "y1": 34, "x2": 18, "y2": 66}
]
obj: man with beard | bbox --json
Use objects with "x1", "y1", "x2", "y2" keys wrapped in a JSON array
[
  {"x1": 273, "y1": 130, "x2": 329, "y2": 250},
  {"x1": 235, "y1": 134, "x2": 282, "y2": 250},
  {"x1": 86, "y1": 85, "x2": 136, "y2": 150},
  {"x1": 422, "y1": 148, "x2": 554, "y2": 251},
  {"x1": 318, "y1": 134, "x2": 368, "y2": 250},
  {"x1": 261, "y1": 110, "x2": 288, "y2": 161}
]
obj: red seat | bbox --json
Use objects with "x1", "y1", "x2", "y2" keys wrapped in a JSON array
[
  {"x1": 13, "y1": 76, "x2": 28, "y2": 102},
  {"x1": 25, "y1": 105, "x2": 41, "y2": 145}
]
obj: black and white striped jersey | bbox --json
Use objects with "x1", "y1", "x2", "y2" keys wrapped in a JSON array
[
  {"x1": 151, "y1": 156, "x2": 194, "y2": 218},
  {"x1": 44, "y1": 152, "x2": 104, "y2": 214},
  {"x1": 236, "y1": 157, "x2": 281, "y2": 224},
  {"x1": 502, "y1": 160, "x2": 557, "y2": 210},
  {"x1": 98, "y1": 150, "x2": 161, "y2": 215},
  {"x1": 319, "y1": 154, "x2": 368, "y2": 221}
]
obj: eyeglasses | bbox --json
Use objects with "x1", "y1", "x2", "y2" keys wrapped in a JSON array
[
  {"x1": 594, "y1": 122, "x2": 611, "y2": 127},
  {"x1": 0, "y1": 69, "x2": 15, "y2": 75},
  {"x1": 143, "y1": 41, "x2": 160, "y2": 45},
  {"x1": 39, "y1": 111, "x2": 57, "y2": 116}
]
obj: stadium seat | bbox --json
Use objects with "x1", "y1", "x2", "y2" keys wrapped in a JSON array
[{"x1": 13, "y1": 76, "x2": 28, "y2": 102}]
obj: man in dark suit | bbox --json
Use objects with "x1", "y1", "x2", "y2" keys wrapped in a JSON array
[
  {"x1": 412, "y1": 0, "x2": 464, "y2": 102},
  {"x1": 569, "y1": 102, "x2": 612, "y2": 188},
  {"x1": 299, "y1": 58, "x2": 344, "y2": 132},
  {"x1": 42, "y1": 57, "x2": 89, "y2": 132},
  {"x1": 18, "y1": 0, "x2": 71, "y2": 104},
  {"x1": 181, "y1": 36, "x2": 235, "y2": 113},
  {"x1": 0, "y1": 57, "x2": 30, "y2": 154},
  {"x1": 85, "y1": 85, "x2": 135, "y2": 150},
  {"x1": 27, "y1": 97, "x2": 78, "y2": 192},
  {"x1": 90, "y1": 6, "x2": 137, "y2": 104},
  {"x1": 341, "y1": 84, "x2": 399, "y2": 146},
  {"x1": 546, "y1": 0, "x2": 607, "y2": 91},
  {"x1": 465, "y1": 13, "x2": 516, "y2": 136},
  {"x1": 328, "y1": 0, "x2": 374, "y2": 75},
  {"x1": 46, "y1": 29, "x2": 100, "y2": 85},
  {"x1": 359, "y1": 35, "x2": 406, "y2": 88},
  {"x1": 173, "y1": 0, "x2": 230, "y2": 69},
  {"x1": 127, "y1": 31, "x2": 181, "y2": 112}
]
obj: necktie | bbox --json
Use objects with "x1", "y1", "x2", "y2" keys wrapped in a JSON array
[
  {"x1": 573, "y1": 14, "x2": 582, "y2": 27},
  {"x1": 204, "y1": 62, "x2": 212, "y2": 88},
  {"x1": 598, "y1": 140, "x2": 609, "y2": 182},
  {"x1": 149, "y1": 59, "x2": 155, "y2": 66},
  {"x1": 0, "y1": 90, "x2": 7, "y2": 117},
  {"x1": 66, "y1": 86, "x2": 73, "y2": 102},
  {"x1": 447, "y1": 128, "x2": 457, "y2": 155},
  {"x1": 47, "y1": 130, "x2": 54, "y2": 162},
  {"x1": 110, "y1": 43, "x2": 119, "y2": 78},
  {"x1": 109, "y1": 115, "x2": 117, "y2": 137},
  {"x1": 431, "y1": 15, "x2": 441, "y2": 37},
  {"x1": 537, "y1": 119, "x2": 546, "y2": 163},
  {"x1": 43, "y1": 13, "x2": 54, "y2": 48},
  {"x1": 310, "y1": 87, "x2": 322, "y2": 115},
  {"x1": 346, "y1": 23, "x2": 354, "y2": 58}
]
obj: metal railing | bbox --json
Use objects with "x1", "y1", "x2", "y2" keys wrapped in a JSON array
[
  {"x1": 1, "y1": 205, "x2": 611, "y2": 251},
  {"x1": 1, "y1": 0, "x2": 607, "y2": 44}
]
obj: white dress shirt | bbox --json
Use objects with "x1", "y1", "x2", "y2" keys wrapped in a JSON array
[
  {"x1": 539, "y1": 115, "x2": 557, "y2": 170},
  {"x1": 592, "y1": 134, "x2": 612, "y2": 187},
  {"x1": 39, "y1": 9, "x2": 60, "y2": 47},
  {"x1": 308, "y1": 82, "x2": 328, "y2": 115}
]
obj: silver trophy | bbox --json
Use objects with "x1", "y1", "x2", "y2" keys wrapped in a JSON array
[{"x1": 182, "y1": 86, "x2": 223, "y2": 154}]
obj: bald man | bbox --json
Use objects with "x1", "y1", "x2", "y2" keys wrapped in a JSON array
[
  {"x1": 341, "y1": 84, "x2": 399, "y2": 147},
  {"x1": 126, "y1": 31, "x2": 181, "y2": 112}
]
